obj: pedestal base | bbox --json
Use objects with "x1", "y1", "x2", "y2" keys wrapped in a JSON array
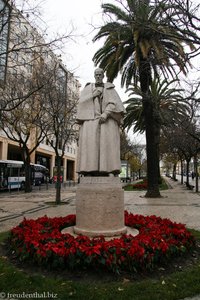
[{"x1": 74, "y1": 177, "x2": 127, "y2": 237}]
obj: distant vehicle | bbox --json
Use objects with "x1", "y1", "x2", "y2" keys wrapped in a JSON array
[{"x1": 0, "y1": 160, "x2": 49, "y2": 190}]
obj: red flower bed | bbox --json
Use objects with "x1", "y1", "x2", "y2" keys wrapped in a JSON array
[
  {"x1": 125, "y1": 180, "x2": 148, "y2": 190},
  {"x1": 9, "y1": 212, "x2": 195, "y2": 274},
  {"x1": 132, "y1": 182, "x2": 148, "y2": 189}
]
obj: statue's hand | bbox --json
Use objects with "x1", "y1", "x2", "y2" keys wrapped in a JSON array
[
  {"x1": 99, "y1": 113, "x2": 107, "y2": 124},
  {"x1": 93, "y1": 88, "x2": 102, "y2": 98}
]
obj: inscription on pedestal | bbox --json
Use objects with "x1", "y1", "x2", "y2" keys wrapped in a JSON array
[
  {"x1": 79, "y1": 176, "x2": 121, "y2": 184},
  {"x1": 74, "y1": 176, "x2": 126, "y2": 237}
]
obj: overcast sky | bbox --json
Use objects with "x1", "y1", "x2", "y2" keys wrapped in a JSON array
[
  {"x1": 38, "y1": 0, "x2": 147, "y2": 144},
  {"x1": 40, "y1": 0, "x2": 113, "y2": 88},
  {"x1": 38, "y1": 0, "x2": 198, "y2": 144},
  {"x1": 39, "y1": 0, "x2": 199, "y2": 86}
]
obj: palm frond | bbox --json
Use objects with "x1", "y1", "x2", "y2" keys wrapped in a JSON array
[{"x1": 102, "y1": 3, "x2": 131, "y2": 22}]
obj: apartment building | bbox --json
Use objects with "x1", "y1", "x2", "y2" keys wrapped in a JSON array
[{"x1": 0, "y1": 0, "x2": 80, "y2": 181}]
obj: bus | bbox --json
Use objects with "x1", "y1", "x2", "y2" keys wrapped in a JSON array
[{"x1": 0, "y1": 160, "x2": 49, "y2": 190}]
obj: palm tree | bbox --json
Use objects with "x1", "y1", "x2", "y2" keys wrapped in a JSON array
[
  {"x1": 124, "y1": 77, "x2": 190, "y2": 182},
  {"x1": 93, "y1": 0, "x2": 193, "y2": 197},
  {"x1": 124, "y1": 78, "x2": 189, "y2": 132}
]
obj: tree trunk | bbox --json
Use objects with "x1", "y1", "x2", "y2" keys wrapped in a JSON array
[
  {"x1": 22, "y1": 148, "x2": 32, "y2": 193},
  {"x1": 181, "y1": 160, "x2": 184, "y2": 184},
  {"x1": 142, "y1": 93, "x2": 160, "y2": 197},
  {"x1": 186, "y1": 159, "x2": 190, "y2": 185},
  {"x1": 55, "y1": 155, "x2": 62, "y2": 204},
  {"x1": 194, "y1": 155, "x2": 198, "y2": 193},
  {"x1": 144, "y1": 115, "x2": 161, "y2": 197},
  {"x1": 139, "y1": 60, "x2": 160, "y2": 198},
  {"x1": 156, "y1": 127, "x2": 162, "y2": 184},
  {"x1": 173, "y1": 163, "x2": 176, "y2": 180}
]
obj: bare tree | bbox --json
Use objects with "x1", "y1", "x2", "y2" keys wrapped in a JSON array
[
  {"x1": 0, "y1": 74, "x2": 47, "y2": 192},
  {"x1": 0, "y1": 0, "x2": 74, "y2": 110},
  {"x1": 162, "y1": 117, "x2": 200, "y2": 191},
  {"x1": 153, "y1": 0, "x2": 200, "y2": 62},
  {"x1": 0, "y1": 0, "x2": 78, "y2": 193},
  {"x1": 120, "y1": 131, "x2": 146, "y2": 179},
  {"x1": 38, "y1": 62, "x2": 79, "y2": 204}
]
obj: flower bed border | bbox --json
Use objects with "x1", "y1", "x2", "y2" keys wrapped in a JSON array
[{"x1": 9, "y1": 211, "x2": 195, "y2": 274}]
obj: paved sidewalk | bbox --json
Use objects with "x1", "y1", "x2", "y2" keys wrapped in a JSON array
[
  {"x1": 125, "y1": 177, "x2": 200, "y2": 231},
  {"x1": 0, "y1": 178, "x2": 200, "y2": 300},
  {"x1": 0, "y1": 185, "x2": 76, "y2": 232},
  {"x1": 0, "y1": 177, "x2": 200, "y2": 231}
]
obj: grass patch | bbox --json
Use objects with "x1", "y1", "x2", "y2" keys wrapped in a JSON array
[
  {"x1": 0, "y1": 230, "x2": 200, "y2": 299},
  {"x1": 124, "y1": 177, "x2": 168, "y2": 191}
]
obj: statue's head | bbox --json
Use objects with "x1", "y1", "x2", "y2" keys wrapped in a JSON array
[{"x1": 94, "y1": 68, "x2": 104, "y2": 84}]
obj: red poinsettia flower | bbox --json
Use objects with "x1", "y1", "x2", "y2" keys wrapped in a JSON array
[{"x1": 8, "y1": 211, "x2": 195, "y2": 274}]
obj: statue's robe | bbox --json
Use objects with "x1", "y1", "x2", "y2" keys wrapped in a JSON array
[{"x1": 76, "y1": 82, "x2": 125, "y2": 175}]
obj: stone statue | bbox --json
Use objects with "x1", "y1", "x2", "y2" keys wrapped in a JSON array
[{"x1": 76, "y1": 68, "x2": 125, "y2": 176}]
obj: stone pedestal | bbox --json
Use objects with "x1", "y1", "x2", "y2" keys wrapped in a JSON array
[{"x1": 74, "y1": 177, "x2": 127, "y2": 237}]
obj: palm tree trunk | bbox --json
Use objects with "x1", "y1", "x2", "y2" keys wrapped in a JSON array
[
  {"x1": 144, "y1": 105, "x2": 160, "y2": 197},
  {"x1": 156, "y1": 125, "x2": 162, "y2": 184},
  {"x1": 139, "y1": 61, "x2": 161, "y2": 198}
]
